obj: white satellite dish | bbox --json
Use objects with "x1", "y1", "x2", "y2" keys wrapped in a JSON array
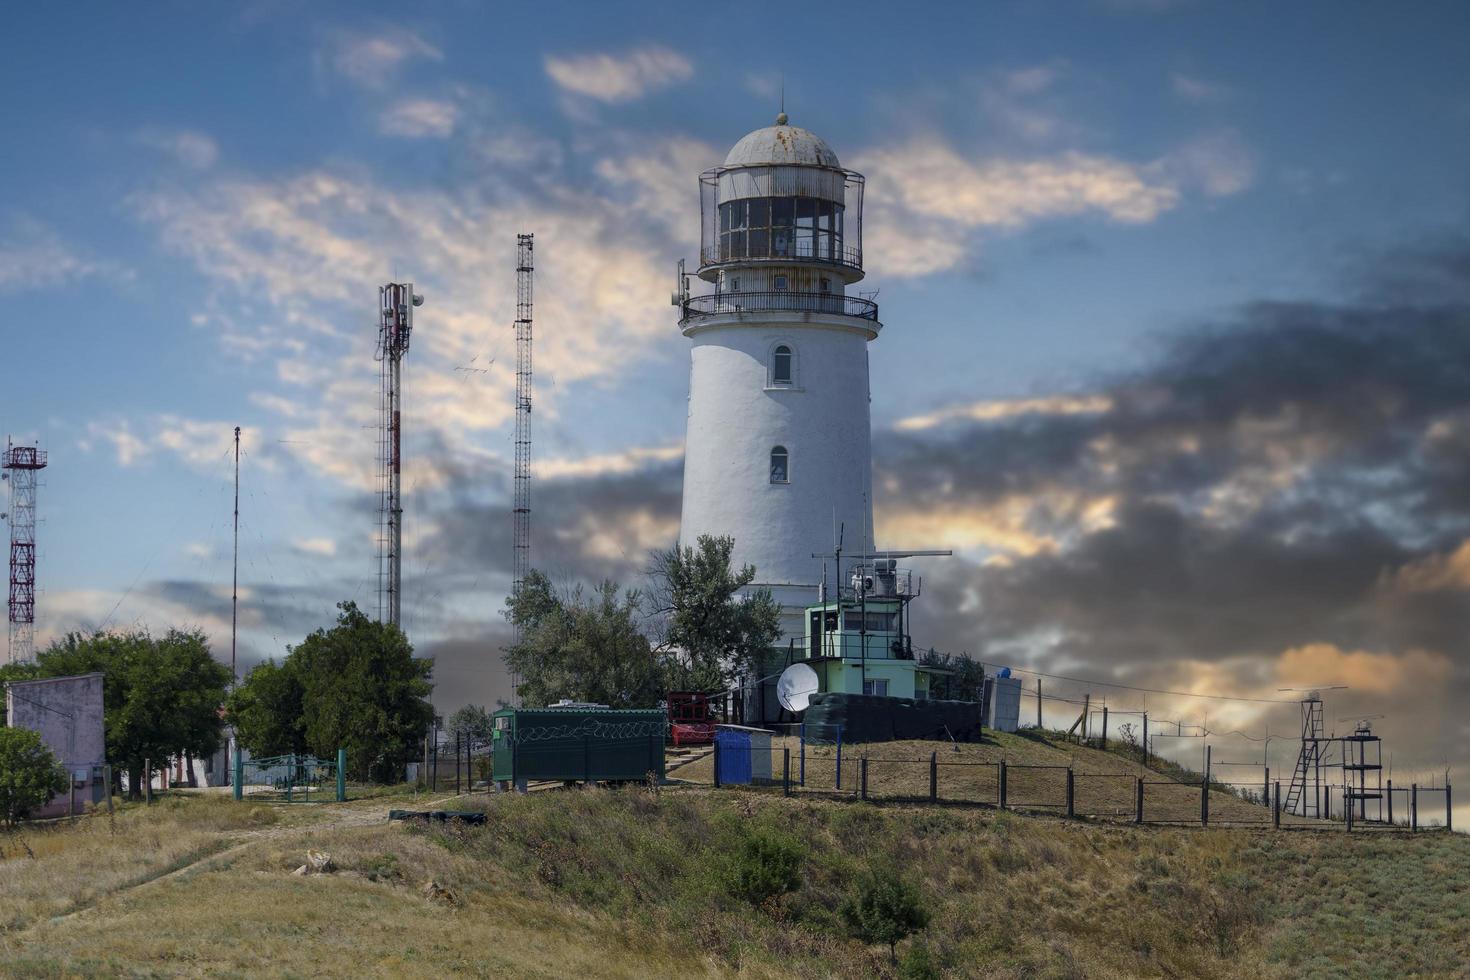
[{"x1": 777, "y1": 662, "x2": 820, "y2": 713}]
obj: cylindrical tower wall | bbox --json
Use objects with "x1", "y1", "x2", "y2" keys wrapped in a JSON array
[{"x1": 679, "y1": 321, "x2": 874, "y2": 616}]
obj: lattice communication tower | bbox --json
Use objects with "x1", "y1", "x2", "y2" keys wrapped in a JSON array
[
  {"x1": 377, "y1": 283, "x2": 422, "y2": 628},
  {"x1": 3, "y1": 441, "x2": 47, "y2": 664},
  {"x1": 511, "y1": 234, "x2": 534, "y2": 696}
]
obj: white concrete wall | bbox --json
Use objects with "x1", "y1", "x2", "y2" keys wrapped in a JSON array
[
  {"x1": 679, "y1": 315, "x2": 876, "y2": 639},
  {"x1": 5, "y1": 673, "x2": 107, "y2": 816}
]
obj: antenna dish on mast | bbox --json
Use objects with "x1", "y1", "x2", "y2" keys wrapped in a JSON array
[{"x1": 777, "y1": 662, "x2": 819, "y2": 713}]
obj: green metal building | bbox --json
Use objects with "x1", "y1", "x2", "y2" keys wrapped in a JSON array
[{"x1": 491, "y1": 707, "x2": 666, "y2": 789}]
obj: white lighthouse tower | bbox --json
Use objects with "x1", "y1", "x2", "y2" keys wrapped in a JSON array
[{"x1": 676, "y1": 113, "x2": 879, "y2": 635}]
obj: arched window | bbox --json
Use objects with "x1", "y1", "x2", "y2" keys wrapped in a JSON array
[
  {"x1": 772, "y1": 345, "x2": 793, "y2": 385},
  {"x1": 769, "y1": 446, "x2": 789, "y2": 484}
]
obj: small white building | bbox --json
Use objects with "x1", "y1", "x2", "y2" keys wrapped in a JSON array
[
  {"x1": 677, "y1": 113, "x2": 880, "y2": 638},
  {"x1": 4, "y1": 673, "x2": 107, "y2": 817}
]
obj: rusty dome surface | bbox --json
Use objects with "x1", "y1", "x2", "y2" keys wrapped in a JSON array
[{"x1": 723, "y1": 117, "x2": 841, "y2": 168}]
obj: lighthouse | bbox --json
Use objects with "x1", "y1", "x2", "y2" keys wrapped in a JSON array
[{"x1": 676, "y1": 113, "x2": 879, "y2": 635}]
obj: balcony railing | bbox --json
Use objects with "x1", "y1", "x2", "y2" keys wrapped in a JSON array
[
  {"x1": 699, "y1": 240, "x2": 863, "y2": 272},
  {"x1": 680, "y1": 291, "x2": 879, "y2": 323}
]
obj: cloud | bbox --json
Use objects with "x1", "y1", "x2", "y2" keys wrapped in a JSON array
[
  {"x1": 0, "y1": 219, "x2": 131, "y2": 293},
  {"x1": 895, "y1": 395, "x2": 1113, "y2": 432},
  {"x1": 379, "y1": 98, "x2": 460, "y2": 138},
  {"x1": 543, "y1": 46, "x2": 693, "y2": 104},
  {"x1": 292, "y1": 537, "x2": 337, "y2": 557},
  {"x1": 1154, "y1": 129, "x2": 1256, "y2": 197},
  {"x1": 136, "y1": 128, "x2": 220, "y2": 168},
  {"x1": 1170, "y1": 72, "x2": 1233, "y2": 105},
  {"x1": 324, "y1": 30, "x2": 442, "y2": 89},
  {"x1": 86, "y1": 416, "x2": 268, "y2": 472}
]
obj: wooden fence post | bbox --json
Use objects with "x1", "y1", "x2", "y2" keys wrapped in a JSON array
[
  {"x1": 860, "y1": 757, "x2": 868, "y2": 802},
  {"x1": 999, "y1": 760, "x2": 1008, "y2": 809}
]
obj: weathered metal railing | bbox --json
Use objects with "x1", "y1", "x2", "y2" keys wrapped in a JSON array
[{"x1": 680, "y1": 291, "x2": 878, "y2": 323}]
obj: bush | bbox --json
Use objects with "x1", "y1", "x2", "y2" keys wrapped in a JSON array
[
  {"x1": 720, "y1": 825, "x2": 804, "y2": 907},
  {"x1": 899, "y1": 942, "x2": 941, "y2": 980},
  {"x1": 0, "y1": 727, "x2": 68, "y2": 826},
  {"x1": 842, "y1": 867, "x2": 931, "y2": 963}
]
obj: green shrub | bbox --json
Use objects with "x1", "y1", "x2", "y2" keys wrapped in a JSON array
[
  {"x1": 0, "y1": 727, "x2": 68, "y2": 826},
  {"x1": 842, "y1": 867, "x2": 931, "y2": 963},
  {"x1": 899, "y1": 941, "x2": 940, "y2": 979},
  {"x1": 720, "y1": 825, "x2": 804, "y2": 907}
]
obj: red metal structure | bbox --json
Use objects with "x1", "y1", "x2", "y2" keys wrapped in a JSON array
[
  {"x1": 667, "y1": 691, "x2": 716, "y2": 746},
  {"x1": 3, "y1": 442, "x2": 47, "y2": 664}
]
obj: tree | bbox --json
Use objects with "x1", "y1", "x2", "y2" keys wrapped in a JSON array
[
  {"x1": 647, "y1": 534, "x2": 782, "y2": 690},
  {"x1": 917, "y1": 649, "x2": 985, "y2": 702},
  {"x1": 445, "y1": 704, "x2": 493, "y2": 743},
  {"x1": 0, "y1": 727, "x2": 69, "y2": 826},
  {"x1": 35, "y1": 628, "x2": 231, "y2": 799},
  {"x1": 285, "y1": 601, "x2": 434, "y2": 783},
  {"x1": 504, "y1": 571, "x2": 665, "y2": 709},
  {"x1": 226, "y1": 658, "x2": 308, "y2": 758},
  {"x1": 842, "y1": 868, "x2": 931, "y2": 964}
]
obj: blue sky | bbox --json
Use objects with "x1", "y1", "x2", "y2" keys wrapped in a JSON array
[{"x1": 3, "y1": 1, "x2": 1470, "y2": 797}]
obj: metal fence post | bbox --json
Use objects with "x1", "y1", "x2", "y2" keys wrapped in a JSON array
[
  {"x1": 859, "y1": 757, "x2": 868, "y2": 801},
  {"x1": 1447, "y1": 783, "x2": 1452, "y2": 832},
  {"x1": 1273, "y1": 781, "x2": 1281, "y2": 829},
  {"x1": 799, "y1": 724, "x2": 806, "y2": 787},
  {"x1": 1066, "y1": 768, "x2": 1075, "y2": 818},
  {"x1": 1346, "y1": 790, "x2": 1353, "y2": 832},
  {"x1": 455, "y1": 735, "x2": 462, "y2": 795},
  {"x1": 1411, "y1": 784, "x2": 1418, "y2": 832},
  {"x1": 336, "y1": 748, "x2": 346, "y2": 801},
  {"x1": 1142, "y1": 713, "x2": 1149, "y2": 766},
  {"x1": 1101, "y1": 706, "x2": 1109, "y2": 750},
  {"x1": 1387, "y1": 779, "x2": 1394, "y2": 825},
  {"x1": 999, "y1": 760, "x2": 1008, "y2": 809},
  {"x1": 929, "y1": 752, "x2": 938, "y2": 803},
  {"x1": 835, "y1": 727, "x2": 843, "y2": 791},
  {"x1": 1263, "y1": 766, "x2": 1270, "y2": 807},
  {"x1": 232, "y1": 748, "x2": 242, "y2": 801},
  {"x1": 713, "y1": 735, "x2": 721, "y2": 788},
  {"x1": 1135, "y1": 777, "x2": 1143, "y2": 824},
  {"x1": 783, "y1": 748, "x2": 791, "y2": 797},
  {"x1": 1200, "y1": 745, "x2": 1210, "y2": 827}
]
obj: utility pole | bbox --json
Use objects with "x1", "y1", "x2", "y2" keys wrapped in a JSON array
[{"x1": 231, "y1": 426, "x2": 240, "y2": 686}]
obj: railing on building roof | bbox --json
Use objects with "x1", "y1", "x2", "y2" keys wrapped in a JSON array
[{"x1": 680, "y1": 290, "x2": 878, "y2": 324}]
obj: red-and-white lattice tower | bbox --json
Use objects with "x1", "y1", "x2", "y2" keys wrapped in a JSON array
[{"x1": 3, "y1": 441, "x2": 47, "y2": 664}]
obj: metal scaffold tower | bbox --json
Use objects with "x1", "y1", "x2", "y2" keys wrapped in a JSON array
[
  {"x1": 377, "y1": 283, "x2": 423, "y2": 628},
  {"x1": 3, "y1": 441, "x2": 48, "y2": 664},
  {"x1": 511, "y1": 233, "x2": 534, "y2": 698},
  {"x1": 1284, "y1": 691, "x2": 1327, "y2": 817}
]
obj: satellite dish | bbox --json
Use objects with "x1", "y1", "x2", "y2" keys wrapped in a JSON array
[{"x1": 777, "y1": 662, "x2": 820, "y2": 713}]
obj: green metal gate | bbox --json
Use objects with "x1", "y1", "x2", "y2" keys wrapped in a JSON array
[{"x1": 232, "y1": 748, "x2": 346, "y2": 802}]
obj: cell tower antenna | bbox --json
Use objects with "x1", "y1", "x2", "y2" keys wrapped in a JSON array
[
  {"x1": 3, "y1": 439, "x2": 48, "y2": 664},
  {"x1": 231, "y1": 425, "x2": 240, "y2": 687},
  {"x1": 377, "y1": 282, "x2": 424, "y2": 628},
  {"x1": 511, "y1": 233, "x2": 534, "y2": 701}
]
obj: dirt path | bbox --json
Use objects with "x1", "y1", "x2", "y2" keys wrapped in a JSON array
[{"x1": 27, "y1": 791, "x2": 477, "y2": 933}]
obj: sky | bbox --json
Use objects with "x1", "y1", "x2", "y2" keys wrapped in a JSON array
[{"x1": 2, "y1": 1, "x2": 1468, "y2": 820}]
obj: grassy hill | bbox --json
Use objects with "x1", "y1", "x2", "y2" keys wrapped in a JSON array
[{"x1": 1, "y1": 768, "x2": 1466, "y2": 979}]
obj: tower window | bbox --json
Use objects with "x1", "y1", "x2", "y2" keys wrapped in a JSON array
[
  {"x1": 773, "y1": 275, "x2": 788, "y2": 291},
  {"x1": 772, "y1": 345, "x2": 793, "y2": 385},
  {"x1": 770, "y1": 446, "x2": 789, "y2": 484},
  {"x1": 819, "y1": 277, "x2": 830, "y2": 292}
]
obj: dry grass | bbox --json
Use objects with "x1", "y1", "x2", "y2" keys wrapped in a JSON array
[{"x1": 1, "y1": 773, "x2": 1465, "y2": 977}]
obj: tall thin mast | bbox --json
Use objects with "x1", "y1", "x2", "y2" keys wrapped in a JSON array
[
  {"x1": 511, "y1": 233, "x2": 534, "y2": 700},
  {"x1": 377, "y1": 283, "x2": 422, "y2": 629},
  {"x1": 231, "y1": 425, "x2": 240, "y2": 686}
]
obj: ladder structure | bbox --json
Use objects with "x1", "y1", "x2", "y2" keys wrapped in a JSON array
[
  {"x1": 510, "y1": 233, "x2": 534, "y2": 701},
  {"x1": 1284, "y1": 694, "x2": 1326, "y2": 817}
]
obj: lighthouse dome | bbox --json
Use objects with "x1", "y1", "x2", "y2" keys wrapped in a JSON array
[{"x1": 724, "y1": 114, "x2": 840, "y2": 168}]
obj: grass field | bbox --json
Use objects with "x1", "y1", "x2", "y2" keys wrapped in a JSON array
[{"x1": 1, "y1": 772, "x2": 1465, "y2": 978}]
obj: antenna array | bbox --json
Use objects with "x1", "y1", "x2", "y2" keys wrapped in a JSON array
[{"x1": 511, "y1": 234, "x2": 534, "y2": 700}]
